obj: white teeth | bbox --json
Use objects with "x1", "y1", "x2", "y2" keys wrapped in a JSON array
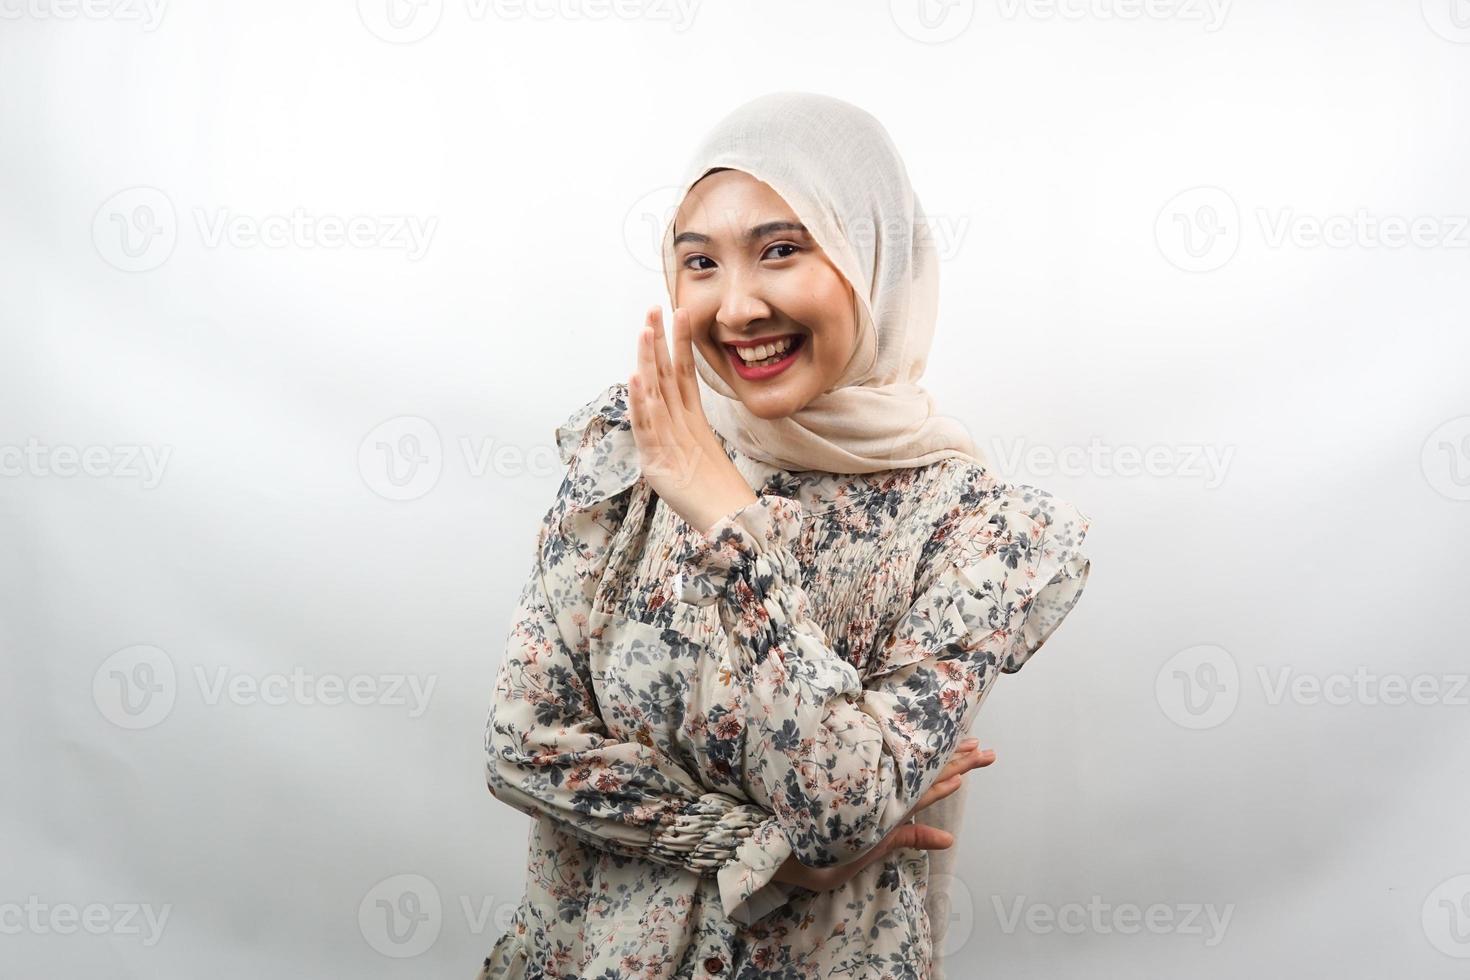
[{"x1": 734, "y1": 336, "x2": 795, "y2": 363}]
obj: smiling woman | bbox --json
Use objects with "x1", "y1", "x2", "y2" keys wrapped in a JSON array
[
  {"x1": 671, "y1": 177, "x2": 857, "y2": 404},
  {"x1": 479, "y1": 91, "x2": 1094, "y2": 980}
]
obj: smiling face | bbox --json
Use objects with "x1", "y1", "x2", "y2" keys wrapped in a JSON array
[{"x1": 671, "y1": 169, "x2": 859, "y2": 420}]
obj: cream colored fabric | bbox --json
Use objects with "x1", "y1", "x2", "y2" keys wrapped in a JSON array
[{"x1": 658, "y1": 90, "x2": 986, "y2": 475}]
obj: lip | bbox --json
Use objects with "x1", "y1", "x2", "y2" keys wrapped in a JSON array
[{"x1": 724, "y1": 334, "x2": 805, "y2": 381}]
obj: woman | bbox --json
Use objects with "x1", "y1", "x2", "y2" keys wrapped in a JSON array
[{"x1": 480, "y1": 91, "x2": 1093, "y2": 980}]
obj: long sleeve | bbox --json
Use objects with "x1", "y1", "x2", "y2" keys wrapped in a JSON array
[
  {"x1": 675, "y1": 488, "x2": 1092, "y2": 869},
  {"x1": 483, "y1": 382, "x2": 791, "y2": 924}
]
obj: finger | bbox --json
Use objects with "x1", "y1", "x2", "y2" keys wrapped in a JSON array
[
  {"x1": 904, "y1": 824, "x2": 957, "y2": 850},
  {"x1": 884, "y1": 823, "x2": 956, "y2": 853},
  {"x1": 669, "y1": 307, "x2": 708, "y2": 424},
  {"x1": 913, "y1": 774, "x2": 963, "y2": 813},
  {"x1": 646, "y1": 307, "x2": 684, "y2": 417},
  {"x1": 637, "y1": 323, "x2": 674, "y2": 432}
]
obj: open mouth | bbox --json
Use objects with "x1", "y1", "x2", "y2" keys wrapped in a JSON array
[{"x1": 724, "y1": 334, "x2": 806, "y2": 380}]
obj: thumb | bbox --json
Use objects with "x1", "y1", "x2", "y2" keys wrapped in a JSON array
[{"x1": 887, "y1": 822, "x2": 956, "y2": 852}]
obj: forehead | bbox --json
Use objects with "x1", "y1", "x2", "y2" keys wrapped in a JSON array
[{"x1": 674, "y1": 169, "x2": 798, "y2": 236}]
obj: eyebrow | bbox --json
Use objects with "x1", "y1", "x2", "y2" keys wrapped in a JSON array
[{"x1": 673, "y1": 221, "x2": 809, "y2": 247}]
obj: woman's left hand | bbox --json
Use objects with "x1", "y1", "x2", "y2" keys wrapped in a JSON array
[{"x1": 628, "y1": 305, "x2": 758, "y2": 535}]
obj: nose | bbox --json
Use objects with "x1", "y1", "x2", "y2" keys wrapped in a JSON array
[{"x1": 715, "y1": 267, "x2": 772, "y2": 339}]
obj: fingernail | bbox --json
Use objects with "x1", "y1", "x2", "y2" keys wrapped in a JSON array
[
  {"x1": 960, "y1": 738, "x2": 979, "y2": 750},
  {"x1": 980, "y1": 749, "x2": 996, "y2": 759}
]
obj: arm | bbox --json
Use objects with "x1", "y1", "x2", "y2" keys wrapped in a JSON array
[
  {"x1": 675, "y1": 488, "x2": 1092, "y2": 868},
  {"x1": 484, "y1": 389, "x2": 792, "y2": 923}
]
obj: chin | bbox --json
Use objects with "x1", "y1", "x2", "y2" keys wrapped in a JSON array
[{"x1": 732, "y1": 382, "x2": 815, "y2": 420}]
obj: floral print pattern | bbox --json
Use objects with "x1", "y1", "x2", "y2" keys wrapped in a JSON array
[{"x1": 480, "y1": 382, "x2": 1093, "y2": 980}]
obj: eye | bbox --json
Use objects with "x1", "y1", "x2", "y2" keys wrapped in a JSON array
[
  {"x1": 682, "y1": 254, "x2": 715, "y2": 272},
  {"x1": 764, "y1": 242, "x2": 800, "y2": 260}
]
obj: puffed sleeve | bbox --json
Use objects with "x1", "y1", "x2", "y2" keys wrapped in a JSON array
[
  {"x1": 674, "y1": 475, "x2": 1092, "y2": 868},
  {"x1": 484, "y1": 382, "x2": 789, "y2": 923}
]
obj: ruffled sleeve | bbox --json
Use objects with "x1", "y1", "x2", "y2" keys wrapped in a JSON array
[
  {"x1": 549, "y1": 381, "x2": 642, "y2": 538},
  {"x1": 935, "y1": 481, "x2": 1093, "y2": 673}
]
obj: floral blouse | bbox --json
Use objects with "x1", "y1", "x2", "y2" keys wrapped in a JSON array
[{"x1": 479, "y1": 382, "x2": 1093, "y2": 980}]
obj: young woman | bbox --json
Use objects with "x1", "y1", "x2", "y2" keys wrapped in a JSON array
[{"x1": 479, "y1": 91, "x2": 1093, "y2": 980}]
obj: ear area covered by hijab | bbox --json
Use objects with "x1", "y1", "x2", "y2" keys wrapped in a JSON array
[{"x1": 659, "y1": 90, "x2": 986, "y2": 476}]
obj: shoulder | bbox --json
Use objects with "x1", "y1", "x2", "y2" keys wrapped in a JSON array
[
  {"x1": 919, "y1": 457, "x2": 1091, "y2": 562},
  {"x1": 914, "y1": 457, "x2": 1093, "y2": 671},
  {"x1": 554, "y1": 381, "x2": 631, "y2": 464},
  {"x1": 545, "y1": 381, "x2": 641, "y2": 539}
]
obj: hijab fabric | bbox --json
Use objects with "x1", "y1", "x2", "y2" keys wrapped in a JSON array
[{"x1": 658, "y1": 91, "x2": 985, "y2": 475}]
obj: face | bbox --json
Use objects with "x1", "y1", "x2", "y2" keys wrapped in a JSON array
[{"x1": 671, "y1": 169, "x2": 859, "y2": 420}]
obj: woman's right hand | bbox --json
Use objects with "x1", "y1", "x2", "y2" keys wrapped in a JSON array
[{"x1": 771, "y1": 738, "x2": 997, "y2": 892}]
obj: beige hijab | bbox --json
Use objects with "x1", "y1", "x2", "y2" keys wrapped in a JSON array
[
  {"x1": 660, "y1": 91, "x2": 982, "y2": 978},
  {"x1": 658, "y1": 91, "x2": 985, "y2": 475}
]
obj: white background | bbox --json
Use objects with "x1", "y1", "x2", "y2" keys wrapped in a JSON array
[{"x1": 4, "y1": 0, "x2": 1470, "y2": 976}]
